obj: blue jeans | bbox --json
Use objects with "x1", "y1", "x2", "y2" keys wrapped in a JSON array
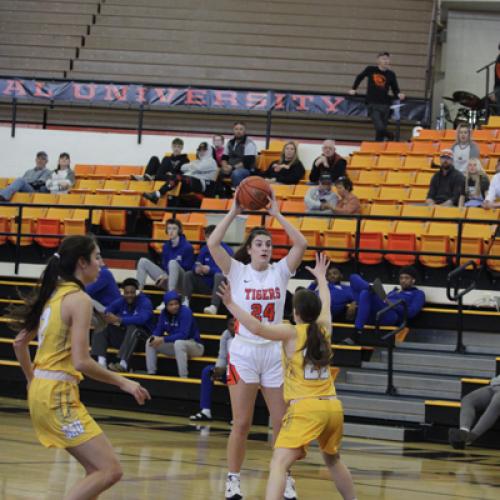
[
  {"x1": 231, "y1": 168, "x2": 250, "y2": 187},
  {"x1": 200, "y1": 364, "x2": 226, "y2": 410},
  {"x1": 350, "y1": 274, "x2": 399, "y2": 330},
  {"x1": 0, "y1": 178, "x2": 47, "y2": 200}
]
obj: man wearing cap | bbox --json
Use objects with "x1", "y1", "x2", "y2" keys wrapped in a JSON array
[
  {"x1": 349, "y1": 52, "x2": 405, "y2": 141},
  {"x1": 0, "y1": 152, "x2": 51, "y2": 201},
  {"x1": 342, "y1": 266, "x2": 425, "y2": 345},
  {"x1": 304, "y1": 174, "x2": 339, "y2": 213},
  {"x1": 426, "y1": 149, "x2": 465, "y2": 206},
  {"x1": 309, "y1": 139, "x2": 347, "y2": 183}
]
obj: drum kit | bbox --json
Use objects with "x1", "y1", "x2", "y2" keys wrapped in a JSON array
[{"x1": 441, "y1": 90, "x2": 489, "y2": 129}]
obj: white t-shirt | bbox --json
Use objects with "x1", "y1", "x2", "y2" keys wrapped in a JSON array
[
  {"x1": 226, "y1": 257, "x2": 292, "y2": 344},
  {"x1": 453, "y1": 145, "x2": 470, "y2": 174},
  {"x1": 486, "y1": 173, "x2": 500, "y2": 203}
]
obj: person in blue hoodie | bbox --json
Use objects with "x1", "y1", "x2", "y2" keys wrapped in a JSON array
[
  {"x1": 145, "y1": 290, "x2": 204, "y2": 378},
  {"x1": 343, "y1": 266, "x2": 425, "y2": 345},
  {"x1": 183, "y1": 225, "x2": 234, "y2": 315},
  {"x1": 136, "y1": 218, "x2": 194, "y2": 296},
  {"x1": 91, "y1": 278, "x2": 154, "y2": 372},
  {"x1": 307, "y1": 265, "x2": 354, "y2": 319}
]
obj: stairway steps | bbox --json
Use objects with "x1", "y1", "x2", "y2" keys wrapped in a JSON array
[
  {"x1": 338, "y1": 393, "x2": 424, "y2": 417},
  {"x1": 336, "y1": 382, "x2": 458, "y2": 399},
  {"x1": 363, "y1": 361, "x2": 493, "y2": 378},
  {"x1": 343, "y1": 422, "x2": 423, "y2": 441}
]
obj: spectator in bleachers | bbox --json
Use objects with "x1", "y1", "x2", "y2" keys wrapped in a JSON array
[
  {"x1": 449, "y1": 373, "x2": 500, "y2": 449},
  {"x1": 45, "y1": 153, "x2": 75, "y2": 194},
  {"x1": 451, "y1": 124, "x2": 480, "y2": 174},
  {"x1": 342, "y1": 267, "x2": 425, "y2": 345},
  {"x1": 309, "y1": 139, "x2": 347, "y2": 183},
  {"x1": 85, "y1": 264, "x2": 122, "y2": 333},
  {"x1": 212, "y1": 134, "x2": 225, "y2": 166},
  {"x1": 189, "y1": 317, "x2": 235, "y2": 421},
  {"x1": 459, "y1": 159, "x2": 490, "y2": 207},
  {"x1": 91, "y1": 278, "x2": 154, "y2": 372},
  {"x1": 261, "y1": 141, "x2": 305, "y2": 185},
  {"x1": 183, "y1": 225, "x2": 233, "y2": 315},
  {"x1": 304, "y1": 174, "x2": 338, "y2": 213},
  {"x1": 308, "y1": 266, "x2": 354, "y2": 319},
  {"x1": 220, "y1": 121, "x2": 258, "y2": 187},
  {"x1": 146, "y1": 290, "x2": 204, "y2": 377},
  {"x1": 332, "y1": 176, "x2": 361, "y2": 215},
  {"x1": 0, "y1": 151, "x2": 51, "y2": 201},
  {"x1": 140, "y1": 137, "x2": 189, "y2": 181},
  {"x1": 348, "y1": 51, "x2": 405, "y2": 141},
  {"x1": 426, "y1": 149, "x2": 465, "y2": 206},
  {"x1": 136, "y1": 219, "x2": 194, "y2": 295},
  {"x1": 143, "y1": 142, "x2": 218, "y2": 203},
  {"x1": 483, "y1": 158, "x2": 500, "y2": 209}
]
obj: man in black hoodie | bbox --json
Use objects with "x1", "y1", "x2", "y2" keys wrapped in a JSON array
[{"x1": 349, "y1": 52, "x2": 405, "y2": 141}]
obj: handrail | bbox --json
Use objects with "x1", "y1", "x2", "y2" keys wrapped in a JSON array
[
  {"x1": 476, "y1": 59, "x2": 497, "y2": 118},
  {"x1": 375, "y1": 299, "x2": 408, "y2": 396},
  {"x1": 423, "y1": 0, "x2": 440, "y2": 127},
  {"x1": 446, "y1": 260, "x2": 478, "y2": 353}
]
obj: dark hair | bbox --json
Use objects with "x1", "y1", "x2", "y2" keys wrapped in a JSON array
[
  {"x1": 55, "y1": 152, "x2": 70, "y2": 173},
  {"x1": 399, "y1": 266, "x2": 418, "y2": 281},
  {"x1": 122, "y1": 278, "x2": 139, "y2": 290},
  {"x1": 378, "y1": 51, "x2": 390, "y2": 57},
  {"x1": 293, "y1": 289, "x2": 331, "y2": 368},
  {"x1": 172, "y1": 138, "x2": 184, "y2": 147},
  {"x1": 234, "y1": 228, "x2": 271, "y2": 264},
  {"x1": 204, "y1": 224, "x2": 216, "y2": 237},
  {"x1": 8, "y1": 235, "x2": 96, "y2": 332},
  {"x1": 233, "y1": 121, "x2": 246, "y2": 128},
  {"x1": 165, "y1": 218, "x2": 183, "y2": 234},
  {"x1": 334, "y1": 176, "x2": 353, "y2": 192},
  {"x1": 213, "y1": 134, "x2": 225, "y2": 143}
]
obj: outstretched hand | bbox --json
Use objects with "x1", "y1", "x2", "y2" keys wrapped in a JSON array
[
  {"x1": 267, "y1": 191, "x2": 280, "y2": 217},
  {"x1": 230, "y1": 190, "x2": 243, "y2": 215},
  {"x1": 217, "y1": 281, "x2": 233, "y2": 306},
  {"x1": 305, "y1": 252, "x2": 331, "y2": 282}
]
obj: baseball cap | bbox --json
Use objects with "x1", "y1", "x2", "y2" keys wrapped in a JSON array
[
  {"x1": 319, "y1": 174, "x2": 332, "y2": 184},
  {"x1": 36, "y1": 151, "x2": 48, "y2": 159},
  {"x1": 439, "y1": 148, "x2": 453, "y2": 159}
]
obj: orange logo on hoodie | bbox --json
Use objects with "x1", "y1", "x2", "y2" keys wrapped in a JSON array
[{"x1": 373, "y1": 74, "x2": 387, "y2": 88}]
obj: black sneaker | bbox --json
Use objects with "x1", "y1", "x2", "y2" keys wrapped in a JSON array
[
  {"x1": 448, "y1": 428, "x2": 468, "y2": 449},
  {"x1": 189, "y1": 411, "x2": 212, "y2": 421},
  {"x1": 143, "y1": 192, "x2": 159, "y2": 204}
]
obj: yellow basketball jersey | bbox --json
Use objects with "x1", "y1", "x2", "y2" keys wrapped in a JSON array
[
  {"x1": 282, "y1": 323, "x2": 335, "y2": 403},
  {"x1": 33, "y1": 281, "x2": 84, "y2": 381}
]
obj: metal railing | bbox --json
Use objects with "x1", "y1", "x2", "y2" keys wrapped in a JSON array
[{"x1": 477, "y1": 59, "x2": 497, "y2": 119}]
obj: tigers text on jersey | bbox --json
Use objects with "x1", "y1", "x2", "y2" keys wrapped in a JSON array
[{"x1": 226, "y1": 257, "x2": 292, "y2": 343}]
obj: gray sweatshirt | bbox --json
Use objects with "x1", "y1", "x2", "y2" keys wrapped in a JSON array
[
  {"x1": 181, "y1": 151, "x2": 218, "y2": 190},
  {"x1": 304, "y1": 186, "x2": 338, "y2": 212},
  {"x1": 215, "y1": 329, "x2": 234, "y2": 368},
  {"x1": 22, "y1": 167, "x2": 52, "y2": 184}
]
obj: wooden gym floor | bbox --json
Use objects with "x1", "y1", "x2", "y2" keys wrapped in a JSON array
[{"x1": 0, "y1": 397, "x2": 499, "y2": 499}]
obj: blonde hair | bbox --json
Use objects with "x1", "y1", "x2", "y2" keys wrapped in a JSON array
[
  {"x1": 279, "y1": 141, "x2": 299, "y2": 165},
  {"x1": 465, "y1": 158, "x2": 487, "y2": 199}
]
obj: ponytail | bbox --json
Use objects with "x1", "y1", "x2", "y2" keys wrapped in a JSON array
[
  {"x1": 234, "y1": 227, "x2": 271, "y2": 264},
  {"x1": 8, "y1": 235, "x2": 96, "y2": 332},
  {"x1": 303, "y1": 322, "x2": 332, "y2": 368}
]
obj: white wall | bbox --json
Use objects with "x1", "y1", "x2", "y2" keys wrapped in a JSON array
[{"x1": 0, "y1": 125, "x2": 357, "y2": 178}]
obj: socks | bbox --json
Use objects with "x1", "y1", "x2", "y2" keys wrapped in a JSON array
[
  {"x1": 228, "y1": 472, "x2": 240, "y2": 479},
  {"x1": 201, "y1": 408, "x2": 212, "y2": 419},
  {"x1": 120, "y1": 360, "x2": 128, "y2": 370},
  {"x1": 155, "y1": 191, "x2": 160, "y2": 198},
  {"x1": 98, "y1": 356, "x2": 107, "y2": 367}
]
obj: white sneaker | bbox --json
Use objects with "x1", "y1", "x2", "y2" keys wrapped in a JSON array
[
  {"x1": 204, "y1": 304, "x2": 218, "y2": 315},
  {"x1": 225, "y1": 475, "x2": 242, "y2": 500},
  {"x1": 156, "y1": 302, "x2": 165, "y2": 311},
  {"x1": 284, "y1": 474, "x2": 297, "y2": 500},
  {"x1": 182, "y1": 297, "x2": 190, "y2": 307}
]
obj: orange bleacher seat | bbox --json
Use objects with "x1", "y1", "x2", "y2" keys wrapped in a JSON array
[
  {"x1": 57, "y1": 193, "x2": 84, "y2": 206},
  {"x1": 118, "y1": 165, "x2": 145, "y2": 177},
  {"x1": 477, "y1": 143, "x2": 493, "y2": 156},
  {"x1": 32, "y1": 193, "x2": 58, "y2": 206},
  {"x1": 63, "y1": 219, "x2": 86, "y2": 236},
  {"x1": 45, "y1": 207, "x2": 73, "y2": 220},
  {"x1": 347, "y1": 169, "x2": 360, "y2": 182},
  {"x1": 127, "y1": 180, "x2": 154, "y2": 193},
  {"x1": 281, "y1": 200, "x2": 306, "y2": 214},
  {"x1": 290, "y1": 184, "x2": 309, "y2": 200},
  {"x1": 455, "y1": 237, "x2": 484, "y2": 266},
  {"x1": 394, "y1": 220, "x2": 426, "y2": 238},
  {"x1": 102, "y1": 194, "x2": 141, "y2": 235},
  {"x1": 377, "y1": 187, "x2": 407, "y2": 203},
  {"x1": 8, "y1": 218, "x2": 34, "y2": 246},
  {"x1": 369, "y1": 203, "x2": 401, "y2": 217},
  {"x1": 414, "y1": 172, "x2": 433, "y2": 186},
  {"x1": 0, "y1": 217, "x2": 9, "y2": 245},
  {"x1": 484, "y1": 116, "x2": 500, "y2": 129},
  {"x1": 472, "y1": 129, "x2": 496, "y2": 141},
  {"x1": 183, "y1": 222, "x2": 203, "y2": 252},
  {"x1": 323, "y1": 230, "x2": 352, "y2": 264},
  {"x1": 437, "y1": 141, "x2": 454, "y2": 151},
  {"x1": 466, "y1": 207, "x2": 499, "y2": 222},
  {"x1": 443, "y1": 129, "x2": 457, "y2": 141},
  {"x1": 434, "y1": 206, "x2": 464, "y2": 220},
  {"x1": 90, "y1": 165, "x2": 119, "y2": 178},
  {"x1": 10, "y1": 192, "x2": 33, "y2": 205},
  {"x1": 359, "y1": 142, "x2": 386, "y2": 154},
  {"x1": 300, "y1": 217, "x2": 330, "y2": 260},
  {"x1": 244, "y1": 213, "x2": 268, "y2": 236},
  {"x1": 410, "y1": 142, "x2": 438, "y2": 155},
  {"x1": 419, "y1": 234, "x2": 450, "y2": 268},
  {"x1": 150, "y1": 220, "x2": 169, "y2": 254},
  {"x1": 375, "y1": 155, "x2": 402, "y2": 170},
  {"x1": 268, "y1": 227, "x2": 289, "y2": 260},
  {"x1": 272, "y1": 184, "x2": 295, "y2": 199},
  {"x1": 402, "y1": 155, "x2": 432, "y2": 170},
  {"x1": 141, "y1": 183, "x2": 181, "y2": 221},
  {"x1": 462, "y1": 224, "x2": 495, "y2": 242},
  {"x1": 98, "y1": 179, "x2": 130, "y2": 193},
  {"x1": 357, "y1": 171, "x2": 386, "y2": 185},
  {"x1": 492, "y1": 143, "x2": 500, "y2": 156},
  {"x1": 72, "y1": 179, "x2": 105, "y2": 193},
  {"x1": 74, "y1": 164, "x2": 95, "y2": 177},
  {"x1": 401, "y1": 204, "x2": 434, "y2": 219},
  {"x1": 82, "y1": 194, "x2": 112, "y2": 225},
  {"x1": 35, "y1": 219, "x2": 62, "y2": 249},
  {"x1": 385, "y1": 171, "x2": 414, "y2": 186},
  {"x1": 426, "y1": 221, "x2": 458, "y2": 239},
  {"x1": 349, "y1": 153, "x2": 376, "y2": 169},
  {"x1": 486, "y1": 240, "x2": 500, "y2": 272},
  {"x1": 414, "y1": 130, "x2": 444, "y2": 141},
  {"x1": 386, "y1": 233, "x2": 417, "y2": 266},
  {"x1": 256, "y1": 151, "x2": 281, "y2": 171},
  {"x1": 188, "y1": 212, "x2": 207, "y2": 226},
  {"x1": 200, "y1": 198, "x2": 230, "y2": 212},
  {"x1": 358, "y1": 232, "x2": 384, "y2": 265},
  {"x1": 330, "y1": 217, "x2": 357, "y2": 236},
  {"x1": 352, "y1": 186, "x2": 379, "y2": 202},
  {"x1": 362, "y1": 219, "x2": 394, "y2": 234},
  {"x1": 384, "y1": 142, "x2": 410, "y2": 155},
  {"x1": 485, "y1": 158, "x2": 499, "y2": 173},
  {"x1": 0, "y1": 178, "x2": 9, "y2": 189},
  {"x1": 404, "y1": 187, "x2": 429, "y2": 203}
]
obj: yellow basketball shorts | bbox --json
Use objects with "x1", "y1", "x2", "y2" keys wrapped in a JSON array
[
  {"x1": 28, "y1": 378, "x2": 102, "y2": 449},
  {"x1": 275, "y1": 398, "x2": 344, "y2": 456}
]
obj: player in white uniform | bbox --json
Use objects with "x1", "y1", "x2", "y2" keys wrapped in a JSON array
[{"x1": 208, "y1": 194, "x2": 307, "y2": 500}]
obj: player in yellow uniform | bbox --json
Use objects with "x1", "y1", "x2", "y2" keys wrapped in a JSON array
[
  {"x1": 218, "y1": 253, "x2": 356, "y2": 500},
  {"x1": 12, "y1": 235, "x2": 150, "y2": 500}
]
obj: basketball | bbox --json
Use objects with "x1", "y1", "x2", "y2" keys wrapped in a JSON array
[{"x1": 236, "y1": 176, "x2": 273, "y2": 210}]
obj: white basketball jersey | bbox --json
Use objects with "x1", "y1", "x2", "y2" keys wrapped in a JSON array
[{"x1": 226, "y1": 257, "x2": 292, "y2": 343}]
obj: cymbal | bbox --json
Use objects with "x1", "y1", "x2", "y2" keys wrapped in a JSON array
[
  {"x1": 443, "y1": 96, "x2": 455, "y2": 102},
  {"x1": 452, "y1": 90, "x2": 481, "y2": 109}
]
